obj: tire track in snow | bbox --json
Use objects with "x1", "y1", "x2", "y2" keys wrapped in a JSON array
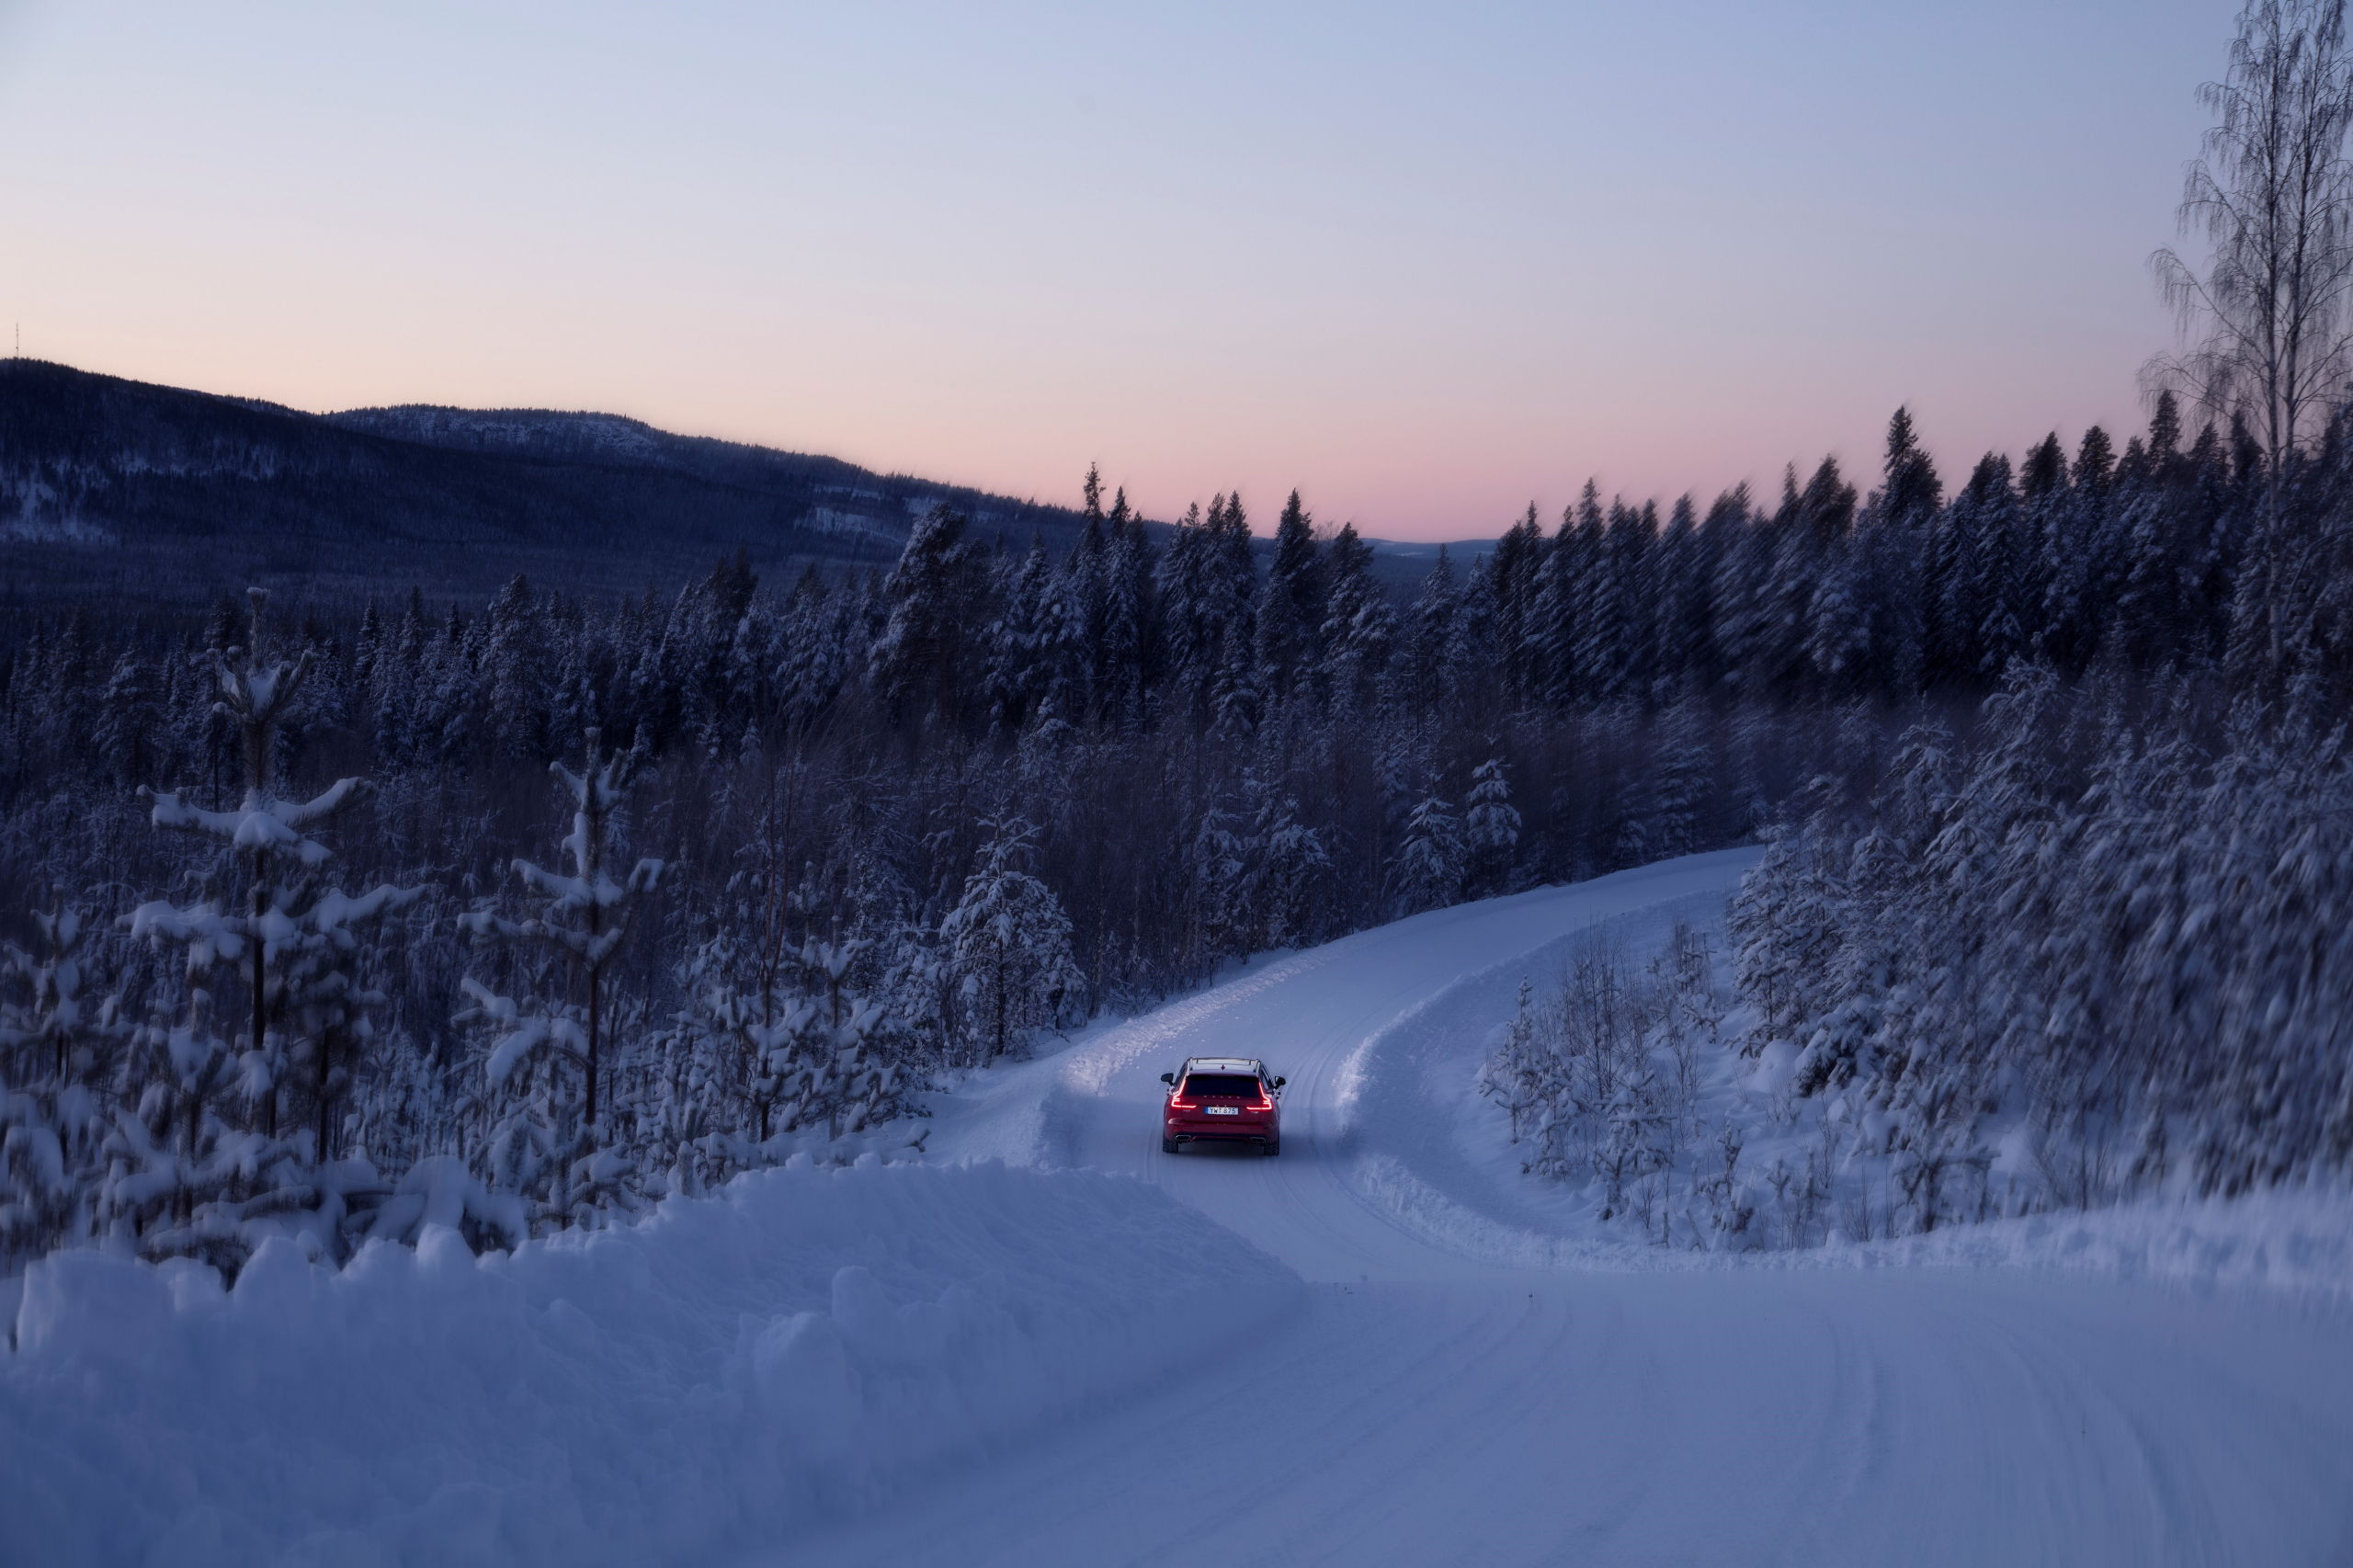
[{"x1": 789, "y1": 851, "x2": 2353, "y2": 1568}]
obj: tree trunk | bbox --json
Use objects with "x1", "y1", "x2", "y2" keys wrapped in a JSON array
[
  {"x1": 315, "y1": 1031, "x2": 333, "y2": 1162},
  {"x1": 586, "y1": 964, "x2": 601, "y2": 1131},
  {"x1": 993, "y1": 953, "x2": 1007, "y2": 1060},
  {"x1": 253, "y1": 853, "x2": 273, "y2": 1139}
]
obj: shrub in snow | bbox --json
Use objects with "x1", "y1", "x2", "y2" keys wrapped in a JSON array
[
  {"x1": 1481, "y1": 922, "x2": 1788, "y2": 1248},
  {"x1": 1482, "y1": 929, "x2": 1713, "y2": 1214}
]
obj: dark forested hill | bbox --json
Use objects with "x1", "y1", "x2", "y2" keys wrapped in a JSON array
[{"x1": 0, "y1": 359, "x2": 1105, "y2": 619}]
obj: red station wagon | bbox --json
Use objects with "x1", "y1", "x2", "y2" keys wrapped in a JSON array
[{"x1": 1160, "y1": 1056, "x2": 1285, "y2": 1155}]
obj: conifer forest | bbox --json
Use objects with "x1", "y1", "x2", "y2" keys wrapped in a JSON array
[
  {"x1": 21, "y1": 5, "x2": 2353, "y2": 1564},
  {"x1": 6, "y1": 392, "x2": 2353, "y2": 1275}
]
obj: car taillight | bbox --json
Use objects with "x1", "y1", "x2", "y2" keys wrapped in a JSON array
[{"x1": 1168, "y1": 1098, "x2": 1196, "y2": 1110}]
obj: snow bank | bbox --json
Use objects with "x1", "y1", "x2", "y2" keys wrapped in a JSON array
[
  {"x1": 1365, "y1": 1142, "x2": 2353, "y2": 1296},
  {"x1": 1307, "y1": 894, "x2": 2353, "y2": 1302},
  {"x1": 1813, "y1": 1184, "x2": 2353, "y2": 1300},
  {"x1": 0, "y1": 1159, "x2": 1301, "y2": 1567}
]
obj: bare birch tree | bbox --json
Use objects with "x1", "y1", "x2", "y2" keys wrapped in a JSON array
[{"x1": 2151, "y1": 0, "x2": 2353, "y2": 671}]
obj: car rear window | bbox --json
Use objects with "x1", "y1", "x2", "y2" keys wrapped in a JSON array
[{"x1": 1181, "y1": 1074, "x2": 1264, "y2": 1099}]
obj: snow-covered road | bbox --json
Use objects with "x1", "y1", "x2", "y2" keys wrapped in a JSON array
[
  {"x1": 8, "y1": 853, "x2": 2346, "y2": 1565},
  {"x1": 782, "y1": 851, "x2": 2353, "y2": 1567}
]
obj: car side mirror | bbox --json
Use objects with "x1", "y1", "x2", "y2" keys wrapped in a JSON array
[
  {"x1": 1159, "y1": 1073, "x2": 1175, "y2": 1085},
  {"x1": 1274, "y1": 1076, "x2": 1286, "y2": 1088}
]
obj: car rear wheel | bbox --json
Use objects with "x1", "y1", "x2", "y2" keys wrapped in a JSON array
[
  {"x1": 1264, "y1": 1140, "x2": 1280, "y2": 1157},
  {"x1": 1162, "y1": 1137, "x2": 1179, "y2": 1154}
]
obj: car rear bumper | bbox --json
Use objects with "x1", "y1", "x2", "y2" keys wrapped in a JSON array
[{"x1": 1166, "y1": 1121, "x2": 1278, "y2": 1145}]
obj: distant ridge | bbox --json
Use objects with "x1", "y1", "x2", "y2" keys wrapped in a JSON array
[
  {"x1": 0, "y1": 360, "x2": 1095, "y2": 616},
  {"x1": 0, "y1": 360, "x2": 1478, "y2": 622}
]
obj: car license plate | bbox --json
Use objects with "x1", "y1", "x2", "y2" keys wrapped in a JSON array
[{"x1": 1204, "y1": 1106, "x2": 1239, "y2": 1116}]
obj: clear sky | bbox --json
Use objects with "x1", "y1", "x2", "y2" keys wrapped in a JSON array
[{"x1": 0, "y1": 1, "x2": 2230, "y2": 540}]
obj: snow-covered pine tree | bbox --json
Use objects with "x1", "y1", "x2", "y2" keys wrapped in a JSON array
[
  {"x1": 1204, "y1": 491, "x2": 1259, "y2": 687},
  {"x1": 1644, "y1": 699, "x2": 1714, "y2": 860},
  {"x1": 941, "y1": 816, "x2": 1085, "y2": 1062},
  {"x1": 1211, "y1": 619, "x2": 1261, "y2": 741},
  {"x1": 1487, "y1": 506, "x2": 1542, "y2": 703},
  {"x1": 1710, "y1": 488, "x2": 1777, "y2": 698},
  {"x1": 1097, "y1": 489, "x2": 1157, "y2": 730},
  {"x1": 1654, "y1": 494, "x2": 1710, "y2": 690},
  {"x1": 870, "y1": 503, "x2": 989, "y2": 730},
  {"x1": 456, "y1": 726, "x2": 666, "y2": 1226},
  {"x1": 986, "y1": 534, "x2": 1054, "y2": 736},
  {"x1": 1574, "y1": 498, "x2": 1639, "y2": 701},
  {"x1": 1462, "y1": 755, "x2": 1521, "y2": 896},
  {"x1": 1319, "y1": 521, "x2": 1394, "y2": 721},
  {"x1": 1398, "y1": 546, "x2": 1459, "y2": 729},
  {"x1": 1188, "y1": 799, "x2": 1253, "y2": 969},
  {"x1": 1393, "y1": 791, "x2": 1466, "y2": 915},
  {"x1": 122, "y1": 588, "x2": 421, "y2": 1264},
  {"x1": 1255, "y1": 490, "x2": 1325, "y2": 712},
  {"x1": 1247, "y1": 782, "x2": 1335, "y2": 950},
  {"x1": 679, "y1": 921, "x2": 908, "y2": 1172},
  {"x1": 93, "y1": 650, "x2": 158, "y2": 787},
  {"x1": 1523, "y1": 504, "x2": 1576, "y2": 707},
  {"x1": 1477, "y1": 976, "x2": 1544, "y2": 1145},
  {"x1": 0, "y1": 901, "x2": 130, "y2": 1259},
  {"x1": 1155, "y1": 501, "x2": 1216, "y2": 731}
]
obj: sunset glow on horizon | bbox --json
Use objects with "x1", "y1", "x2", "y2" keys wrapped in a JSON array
[{"x1": 1, "y1": 1, "x2": 2225, "y2": 539}]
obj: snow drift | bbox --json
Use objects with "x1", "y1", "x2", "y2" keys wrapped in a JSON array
[{"x1": 0, "y1": 1158, "x2": 1301, "y2": 1567}]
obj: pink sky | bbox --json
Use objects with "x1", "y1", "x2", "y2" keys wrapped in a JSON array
[{"x1": 0, "y1": 2, "x2": 2220, "y2": 539}]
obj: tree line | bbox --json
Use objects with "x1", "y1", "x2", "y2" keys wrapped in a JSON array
[{"x1": 2, "y1": 382, "x2": 2347, "y2": 1273}]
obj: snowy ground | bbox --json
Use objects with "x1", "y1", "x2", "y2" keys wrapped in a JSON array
[{"x1": 7, "y1": 849, "x2": 2352, "y2": 1565}]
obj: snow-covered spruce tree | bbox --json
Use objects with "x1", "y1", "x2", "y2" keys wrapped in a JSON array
[
  {"x1": 941, "y1": 816, "x2": 1085, "y2": 1062},
  {"x1": 456, "y1": 726, "x2": 666, "y2": 1230},
  {"x1": 1393, "y1": 791, "x2": 1466, "y2": 915},
  {"x1": 1320, "y1": 521, "x2": 1395, "y2": 722},
  {"x1": 121, "y1": 587, "x2": 422, "y2": 1267},
  {"x1": 681, "y1": 921, "x2": 911, "y2": 1169},
  {"x1": 1726, "y1": 780, "x2": 1848, "y2": 1052},
  {"x1": 666, "y1": 795, "x2": 924, "y2": 1181},
  {"x1": 1243, "y1": 778, "x2": 1335, "y2": 950},
  {"x1": 1462, "y1": 755, "x2": 1521, "y2": 897},
  {"x1": 1187, "y1": 800, "x2": 1254, "y2": 970},
  {"x1": 0, "y1": 902, "x2": 131, "y2": 1260},
  {"x1": 1476, "y1": 977, "x2": 1545, "y2": 1145},
  {"x1": 870, "y1": 502, "x2": 990, "y2": 730},
  {"x1": 1643, "y1": 698, "x2": 1715, "y2": 860},
  {"x1": 99, "y1": 956, "x2": 239, "y2": 1263}
]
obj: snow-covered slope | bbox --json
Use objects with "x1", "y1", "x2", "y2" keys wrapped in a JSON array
[
  {"x1": 7, "y1": 850, "x2": 2350, "y2": 1566},
  {"x1": 0, "y1": 1161, "x2": 1298, "y2": 1566}
]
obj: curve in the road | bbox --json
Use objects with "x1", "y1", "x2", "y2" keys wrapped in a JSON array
[
  {"x1": 1043, "y1": 847, "x2": 1758, "y2": 1282},
  {"x1": 790, "y1": 850, "x2": 2353, "y2": 1568}
]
